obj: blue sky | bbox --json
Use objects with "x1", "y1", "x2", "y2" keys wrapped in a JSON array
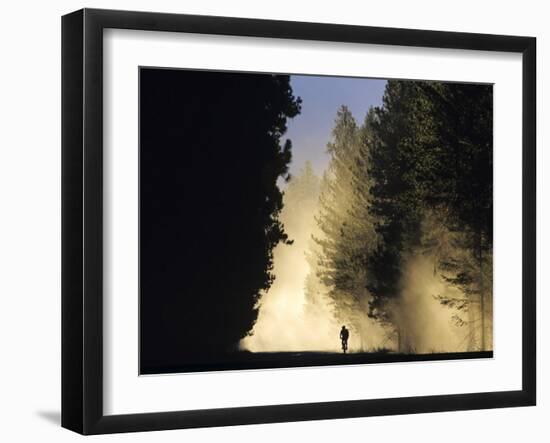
[{"x1": 284, "y1": 75, "x2": 387, "y2": 178}]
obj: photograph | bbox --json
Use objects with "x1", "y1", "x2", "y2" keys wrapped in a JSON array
[
  {"x1": 139, "y1": 67, "x2": 494, "y2": 374},
  {"x1": 54, "y1": 4, "x2": 538, "y2": 436}
]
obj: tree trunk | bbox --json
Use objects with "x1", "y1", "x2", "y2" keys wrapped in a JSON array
[
  {"x1": 396, "y1": 326, "x2": 402, "y2": 353},
  {"x1": 478, "y1": 230, "x2": 486, "y2": 352},
  {"x1": 467, "y1": 293, "x2": 476, "y2": 351}
]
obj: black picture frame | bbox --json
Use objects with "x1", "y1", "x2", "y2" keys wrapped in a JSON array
[{"x1": 62, "y1": 8, "x2": 536, "y2": 435}]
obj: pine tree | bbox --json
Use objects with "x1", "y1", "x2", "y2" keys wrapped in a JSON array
[
  {"x1": 365, "y1": 81, "x2": 432, "y2": 350},
  {"x1": 312, "y1": 106, "x2": 382, "y2": 348},
  {"x1": 416, "y1": 82, "x2": 493, "y2": 350},
  {"x1": 364, "y1": 80, "x2": 493, "y2": 351},
  {"x1": 313, "y1": 107, "x2": 362, "y2": 329},
  {"x1": 140, "y1": 70, "x2": 302, "y2": 367}
]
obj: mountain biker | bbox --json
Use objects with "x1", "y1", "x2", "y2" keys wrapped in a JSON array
[{"x1": 340, "y1": 325, "x2": 349, "y2": 353}]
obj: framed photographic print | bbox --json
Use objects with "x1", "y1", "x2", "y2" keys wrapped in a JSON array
[{"x1": 62, "y1": 8, "x2": 536, "y2": 434}]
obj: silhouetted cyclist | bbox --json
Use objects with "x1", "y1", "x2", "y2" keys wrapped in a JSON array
[{"x1": 340, "y1": 325, "x2": 349, "y2": 353}]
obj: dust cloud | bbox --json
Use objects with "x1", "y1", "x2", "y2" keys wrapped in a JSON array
[
  {"x1": 390, "y1": 254, "x2": 467, "y2": 353},
  {"x1": 240, "y1": 236, "x2": 341, "y2": 352},
  {"x1": 241, "y1": 165, "x2": 342, "y2": 352},
  {"x1": 241, "y1": 167, "x2": 487, "y2": 355}
]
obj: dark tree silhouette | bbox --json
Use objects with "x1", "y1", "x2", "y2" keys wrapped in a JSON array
[
  {"x1": 140, "y1": 68, "x2": 300, "y2": 372},
  {"x1": 365, "y1": 81, "x2": 493, "y2": 350},
  {"x1": 366, "y1": 81, "x2": 430, "y2": 333}
]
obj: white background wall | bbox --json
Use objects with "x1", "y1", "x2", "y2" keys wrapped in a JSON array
[{"x1": 0, "y1": 0, "x2": 546, "y2": 441}]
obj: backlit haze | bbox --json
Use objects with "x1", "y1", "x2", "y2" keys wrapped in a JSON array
[{"x1": 242, "y1": 75, "x2": 386, "y2": 352}]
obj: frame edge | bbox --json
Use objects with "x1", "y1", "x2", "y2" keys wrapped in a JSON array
[
  {"x1": 61, "y1": 8, "x2": 85, "y2": 435},
  {"x1": 521, "y1": 36, "x2": 537, "y2": 406}
]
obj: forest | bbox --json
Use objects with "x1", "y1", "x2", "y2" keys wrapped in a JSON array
[
  {"x1": 140, "y1": 69, "x2": 492, "y2": 374},
  {"x1": 245, "y1": 79, "x2": 493, "y2": 355}
]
